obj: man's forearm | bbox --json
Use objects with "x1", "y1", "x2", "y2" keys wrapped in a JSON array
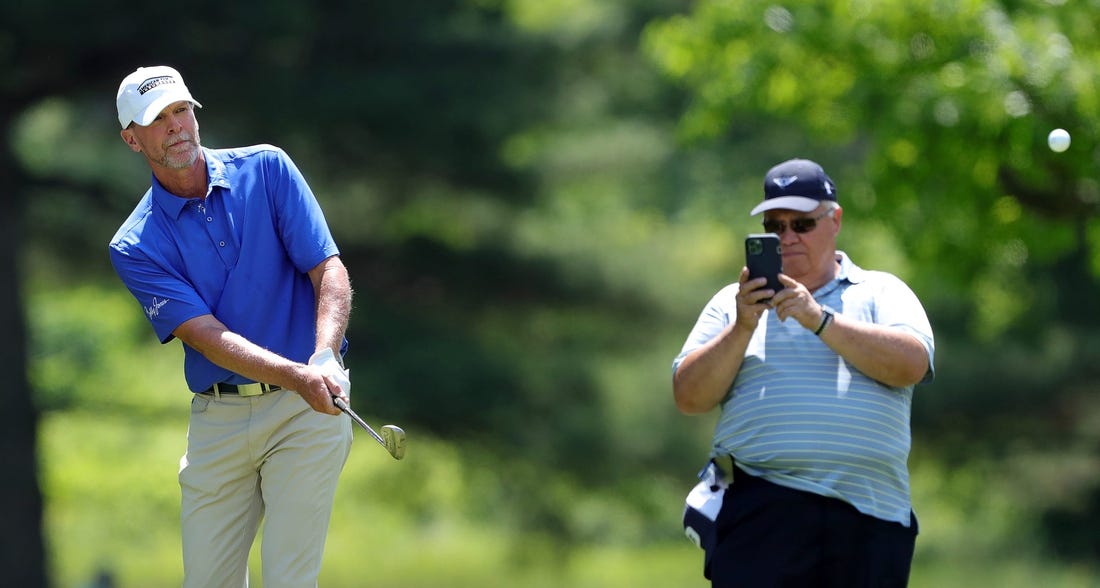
[
  {"x1": 818, "y1": 314, "x2": 928, "y2": 388},
  {"x1": 673, "y1": 323, "x2": 753, "y2": 415},
  {"x1": 174, "y1": 315, "x2": 308, "y2": 390},
  {"x1": 310, "y1": 257, "x2": 353, "y2": 357}
]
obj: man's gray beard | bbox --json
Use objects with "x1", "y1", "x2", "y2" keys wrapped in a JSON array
[{"x1": 162, "y1": 131, "x2": 201, "y2": 169}]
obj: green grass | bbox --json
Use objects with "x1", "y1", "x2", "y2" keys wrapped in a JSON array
[
  {"x1": 40, "y1": 409, "x2": 709, "y2": 588},
  {"x1": 41, "y1": 408, "x2": 1100, "y2": 587}
]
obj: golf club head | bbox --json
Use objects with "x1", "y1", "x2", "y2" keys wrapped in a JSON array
[{"x1": 380, "y1": 425, "x2": 406, "y2": 460}]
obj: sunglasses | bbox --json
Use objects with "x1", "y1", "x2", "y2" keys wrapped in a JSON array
[{"x1": 762, "y1": 210, "x2": 833, "y2": 235}]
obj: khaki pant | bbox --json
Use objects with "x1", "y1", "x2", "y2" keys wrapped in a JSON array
[{"x1": 179, "y1": 389, "x2": 352, "y2": 588}]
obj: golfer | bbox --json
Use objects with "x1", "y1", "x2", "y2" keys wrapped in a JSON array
[
  {"x1": 109, "y1": 65, "x2": 354, "y2": 587},
  {"x1": 673, "y1": 159, "x2": 935, "y2": 586}
]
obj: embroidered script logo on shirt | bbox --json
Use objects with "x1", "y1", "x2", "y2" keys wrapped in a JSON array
[{"x1": 144, "y1": 297, "x2": 170, "y2": 319}]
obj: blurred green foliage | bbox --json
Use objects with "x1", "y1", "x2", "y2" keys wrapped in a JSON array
[{"x1": 8, "y1": 0, "x2": 1100, "y2": 585}]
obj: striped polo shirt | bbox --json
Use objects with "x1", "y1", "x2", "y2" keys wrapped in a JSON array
[{"x1": 673, "y1": 252, "x2": 935, "y2": 526}]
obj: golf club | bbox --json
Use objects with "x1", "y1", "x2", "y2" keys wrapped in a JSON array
[{"x1": 332, "y1": 396, "x2": 406, "y2": 460}]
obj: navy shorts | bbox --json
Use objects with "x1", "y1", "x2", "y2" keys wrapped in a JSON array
[{"x1": 707, "y1": 467, "x2": 918, "y2": 588}]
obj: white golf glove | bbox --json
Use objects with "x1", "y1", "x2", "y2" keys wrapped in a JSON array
[{"x1": 308, "y1": 347, "x2": 351, "y2": 397}]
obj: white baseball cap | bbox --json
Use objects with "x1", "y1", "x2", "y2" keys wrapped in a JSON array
[{"x1": 116, "y1": 66, "x2": 202, "y2": 129}]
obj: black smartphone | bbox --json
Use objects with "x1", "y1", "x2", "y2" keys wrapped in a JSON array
[{"x1": 745, "y1": 233, "x2": 783, "y2": 296}]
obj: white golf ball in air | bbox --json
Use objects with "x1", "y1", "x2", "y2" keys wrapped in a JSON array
[{"x1": 1048, "y1": 128, "x2": 1071, "y2": 152}]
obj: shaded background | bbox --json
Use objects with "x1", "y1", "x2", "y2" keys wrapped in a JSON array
[{"x1": 4, "y1": 0, "x2": 1100, "y2": 586}]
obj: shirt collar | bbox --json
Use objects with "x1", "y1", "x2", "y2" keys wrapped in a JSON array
[
  {"x1": 150, "y1": 148, "x2": 231, "y2": 219},
  {"x1": 151, "y1": 178, "x2": 191, "y2": 219},
  {"x1": 835, "y1": 251, "x2": 866, "y2": 284},
  {"x1": 206, "y1": 148, "x2": 232, "y2": 191},
  {"x1": 813, "y1": 251, "x2": 864, "y2": 298}
]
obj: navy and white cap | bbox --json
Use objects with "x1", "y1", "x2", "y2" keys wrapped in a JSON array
[
  {"x1": 116, "y1": 65, "x2": 202, "y2": 129},
  {"x1": 750, "y1": 158, "x2": 837, "y2": 215}
]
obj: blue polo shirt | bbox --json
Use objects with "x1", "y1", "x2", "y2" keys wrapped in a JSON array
[
  {"x1": 109, "y1": 145, "x2": 342, "y2": 392},
  {"x1": 673, "y1": 252, "x2": 935, "y2": 526}
]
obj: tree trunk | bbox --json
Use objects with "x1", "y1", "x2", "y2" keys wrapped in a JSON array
[{"x1": 0, "y1": 164, "x2": 47, "y2": 584}]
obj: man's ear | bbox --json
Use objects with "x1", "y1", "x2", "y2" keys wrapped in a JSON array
[{"x1": 120, "y1": 129, "x2": 141, "y2": 153}]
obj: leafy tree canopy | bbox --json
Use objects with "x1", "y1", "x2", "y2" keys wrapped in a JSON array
[{"x1": 644, "y1": 0, "x2": 1100, "y2": 339}]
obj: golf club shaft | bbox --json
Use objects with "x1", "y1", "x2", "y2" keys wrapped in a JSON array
[{"x1": 333, "y1": 396, "x2": 387, "y2": 448}]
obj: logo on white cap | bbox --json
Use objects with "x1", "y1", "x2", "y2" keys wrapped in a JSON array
[{"x1": 138, "y1": 76, "x2": 176, "y2": 95}]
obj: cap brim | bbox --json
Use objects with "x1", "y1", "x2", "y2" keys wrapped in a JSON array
[
  {"x1": 750, "y1": 196, "x2": 821, "y2": 215},
  {"x1": 131, "y1": 92, "x2": 201, "y2": 127}
]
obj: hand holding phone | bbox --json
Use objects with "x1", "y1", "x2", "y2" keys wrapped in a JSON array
[{"x1": 745, "y1": 233, "x2": 783, "y2": 298}]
